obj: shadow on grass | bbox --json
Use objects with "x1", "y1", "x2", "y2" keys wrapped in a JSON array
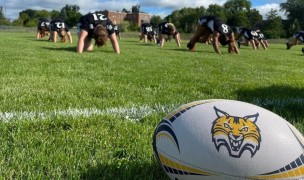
[
  {"x1": 26, "y1": 38, "x2": 48, "y2": 42},
  {"x1": 138, "y1": 43, "x2": 156, "y2": 46},
  {"x1": 41, "y1": 46, "x2": 76, "y2": 52},
  {"x1": 80, "y1": 161, "x2": 167, "y2": 180},
  {"x1": 163, "y1": 48, "x2": 216, "y2": 54},
  {"x1": 236, "y1": 85, "x2": 304, "y2": 121}
]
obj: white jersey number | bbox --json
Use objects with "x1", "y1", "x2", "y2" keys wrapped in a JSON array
[
  {"x1": 92, "y1": 13, "x2": 107, "y2": 21},
  {"x1": 55, "y1": 22, "x2": 65, "y2": 29},
  {"x1": 146, "y1": 27, "x2": 153, "y2": 32},
  {"x1": 251, "y1": 31, "x2": 258, "y2": 37},
  {"x1": 222, "y1": 24, "x2": 229, "y2": 33}
]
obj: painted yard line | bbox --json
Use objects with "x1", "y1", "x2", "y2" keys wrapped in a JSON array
[
  {"x1": 0, "y1": 105, "x2": 177, "y2": 122},
  {"x1": 0, "y1": 98, "x2": 301, "y2": 122}
]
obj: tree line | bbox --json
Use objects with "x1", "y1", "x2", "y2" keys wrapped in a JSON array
[
  {"x1": 0, "y1": 0, "x2": 303, "y2": 39},
  {"x1": 151, "y1": 0, "x2": 304, "y2": 39},
  {"x1": 0, "y1": 5, "x2": 82, "y2": 28}
]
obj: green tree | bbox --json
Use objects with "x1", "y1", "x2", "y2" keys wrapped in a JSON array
[
  {"x1": 19, "y1": 9, "x2": 36, "y2": 19},
  {"x1": 20, "y1": 13, "x2": 30, "y2": 26},
  {"x1": 289, "y1": 18, "x2": 300, "y2": 35},
  {"x1": 0, "y1": 6, "x2": 5, "y2": 20},
  {"x1": 280, "y1": 0, "x2": 304, "y2": 32},
  {"x1": 0, "y1": 6, "x2": 10, "y2": 25},
  {"x1": 150, "y1": 15, "x2": 163, "y2": 28},
  {"x1": 224, "y1": 0, "x2": 251, "y2": 27},
  {"x1": 247, "y1": 9, "x2": 263, "y2": 28},
  {"x1": 50, "y1": 10, "x2": 60, "y2": 20},
  {"x1": 60, "y1": 8, "x2": 68, "y2": 21},
  {"x1": 224, "y1": 0, "x2": 251, "y2": 13},
  {"x1": 166, "y1": 6, "x2": 206, "y2": 33},
  {"x1": 60, "y1": 4, "x2": 82, "y2": 27},
  {"x1": 119, "y1": 20, "x2": 130, "y2": 32},
  {"x1": 36, "y1": 10, "x2": 50, "y2": 19},
  {"x1": 14, "y1": 9, "x2": 52, "y2": 26},
  {"x1": 262, "y1": 9, "x2": 284, "y2": 38},
  {"x1": 226, "y1": 11, "x2": 249, "y2": 27},
  {"x1": 15, "y1": 9, "x2": 35, "y2": 26},
  {"x1": 206, "y1": 4, "x2": 226, "y2": 21}
]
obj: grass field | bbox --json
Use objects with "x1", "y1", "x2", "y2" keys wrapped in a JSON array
[{"x1": 0, "y1": 31, "x2": 304, "y2": 179}]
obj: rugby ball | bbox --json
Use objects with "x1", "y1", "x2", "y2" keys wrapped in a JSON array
[{"x1": 152, "y1": 99, "x2": 304, "y2": 180}]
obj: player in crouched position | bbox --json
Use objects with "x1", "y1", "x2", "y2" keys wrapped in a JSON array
[
  {"x1": 50, "y1": 17, "x2": 73, "y2": 43},
  {"x1": 235, "y1": 27, "x2": 268, "y2": 50},
  {"x1": 255, "y1": 29, "x2": 269, "y2": 49},
  {"x1": 286, "y1": 31, "x2": 304, "y2": 50},
  {"x1": 187, "y1": 16, "x2": 239, "y2": 54},
  {"x1": 139, "y1": 22, "x2": 156, "y2": 43},
  {"x1": 157, "y1": 22, "x2": 181, "y2": 48},
  {"x1": 77, "y1": 12, "x2": 120, "y2": 54},
  {"x1": 37, "y1": 18, "x2": 50, "y2": 39}
]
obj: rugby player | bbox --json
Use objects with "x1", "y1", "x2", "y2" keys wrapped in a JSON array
[
  {"x1": 77, "y1": 12, "x2": 120, "y2": 54},
  {"x1": 50, "y1": 17, "x2": 72, "y2": 43},
  {"x1": 235, "y1": 27, "x2": 260, "y2": 50},
  {"x1": 255, "y1": 29, "x2": 268, "y2": 50},
  {"x1": 286, "y1": 31, "x2": 304, "y2": 50},
  {"x1": 139, "y1": 22, "x2": 156, "y2": 43},
  {"x1": 36, "y1": 18, "x2": 50, "y2": 39},
  {"x1": 187, "y1": 16, "x2": 239, "y2": 54},
  {"x1": 157, "y1": 22, "x2": 181, "y2": 48}
]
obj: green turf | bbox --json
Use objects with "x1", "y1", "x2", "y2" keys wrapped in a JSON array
[{"x1": 0, "y1": 31, "x2": 303, "y2": 179}]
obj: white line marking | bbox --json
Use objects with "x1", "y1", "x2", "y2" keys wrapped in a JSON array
[
  {"x1": 0, "y1": 98, "x2": 301, "y2": 122},
  {"x1": 0, "y1": 105, "x2": 177, "y2": 122}
]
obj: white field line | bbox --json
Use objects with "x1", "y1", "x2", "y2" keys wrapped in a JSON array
[
  {"x1": 0, "y1": 105, "x2": 176, "y2": 122},
  {"x1": 0, "y1": 98, "x2": 302, "y2": 122}
]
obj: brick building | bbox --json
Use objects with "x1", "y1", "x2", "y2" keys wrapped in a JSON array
[{"x1": 101, "y1": 10, "x2": 151, "y2": 26}]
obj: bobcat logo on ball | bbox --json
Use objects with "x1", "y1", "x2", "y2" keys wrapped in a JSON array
[{"x1": 211, "y1": 106, "x2": 261, "y2": 158}]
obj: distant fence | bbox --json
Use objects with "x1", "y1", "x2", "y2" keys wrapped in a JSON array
[{"x1": 0, "y1": 25, "x2": 37, "y2": 33}]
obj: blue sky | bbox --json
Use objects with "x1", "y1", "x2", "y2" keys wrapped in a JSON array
[{"x1": 2, "y1": 0, "x2": 287, "y2": 21}]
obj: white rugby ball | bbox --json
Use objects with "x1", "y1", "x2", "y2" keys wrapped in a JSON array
[{"x1": 152, "y1": 99, "x2": 304, "y2": 180}]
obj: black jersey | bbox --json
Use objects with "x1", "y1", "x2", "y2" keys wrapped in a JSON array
[
  {"x1": 37, "y1": 18, "x2": 50, "y2": 30},
  {"x1": 50, "y1": 18, "x2": 69, "y2": 32},
  {"x1": 198, "y1": 16, "x2": 232, "y2": 36},
  {"x1": 257, "y1": 32, "x2": 266, "y2": 40},
  {"x1": 113, "y1": 25, "x2": 120, "y2": 35},
  {"x1": 141, "y1": 23, "x2": 153, "y2": 35},
  {"x1": 158, "y1": 22, "x2": 177, "y2": 36},
  {"x1": 78, "y1": 12, "x2": 115, "y2": 38},
  {"x1": 239, "y1": 28, "x2": 258, "y2": 40},
  {"x1": 294, "y1": 31, "x2": 304, "y2": 42}
]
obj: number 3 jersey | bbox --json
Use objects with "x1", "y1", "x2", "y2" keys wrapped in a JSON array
[
  {"x1": 197, "y1": 15, "x2": 232, "y2": 36},
  {"x1": 78, "y1": 12, "x2": 115, "y2": 38},
  {"x1": 50, "y1": 18, "x2": 70, "y2": 32}
]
